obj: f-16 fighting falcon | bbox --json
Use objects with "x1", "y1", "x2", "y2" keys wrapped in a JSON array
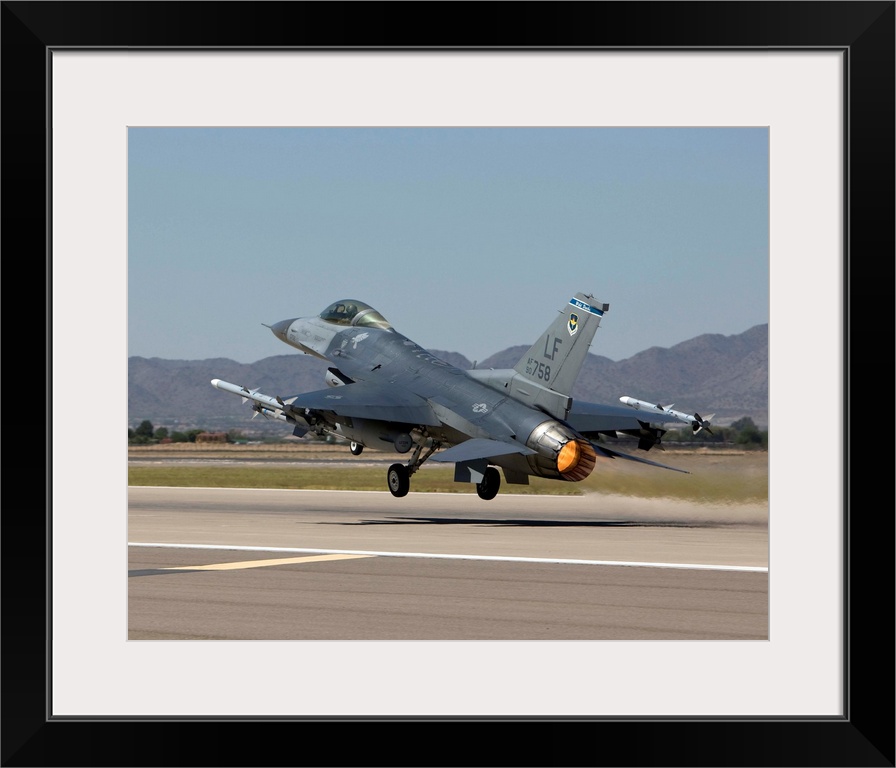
[{"x1": 211, "y1": 293, "x2": 713, "y2": 500}]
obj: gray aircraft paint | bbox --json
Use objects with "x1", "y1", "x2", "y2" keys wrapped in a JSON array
[
  {"x1": 213, "y1": 293, "x2": 701, "y2": 500},
  {"x1": 513, "y1": 294, "x2": 609, "y2": 397}
]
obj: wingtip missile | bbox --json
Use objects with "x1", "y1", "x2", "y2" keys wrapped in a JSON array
[
  {"x1": 620, "y1": 395, "x2": 713, "y2": 434},
  {"x1": 212, "y1": 378, "x2": 281, "y2": 408},
  {"x1": 619, "y1": 396, "x2": 665, "y2": 414},
  {"x1": 211, "y1": 378, "x2": 312, "y2": 434},
  {"x1": 212, "y1": 378, "x2": 251, "y2": 404}
]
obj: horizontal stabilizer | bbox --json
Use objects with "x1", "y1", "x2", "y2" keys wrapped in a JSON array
[
  {"x1": 590, "y1": 442, "x2": 689, "y2": 473},
  {"x1": 567, "y1": 400, "x2": 658, "y2": 433},
  {"x1": 431, "y1": 438, "x2": 536, "y2": 464}
]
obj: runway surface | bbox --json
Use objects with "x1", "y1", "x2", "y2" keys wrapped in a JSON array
[{"x1": 128, "y1": 487, "x2": 768, "y2": 640}]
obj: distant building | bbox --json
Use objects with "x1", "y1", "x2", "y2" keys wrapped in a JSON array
[{"x1": 195, "y1": 432, "x2": 229, "y2": 443}]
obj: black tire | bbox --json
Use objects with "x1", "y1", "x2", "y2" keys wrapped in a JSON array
[
  {"x1": 387, "y1": 463, "x2": 410, "y2": 497},
  {"x1": 476, "y1": 466, "x2": 501, "y2": 500},
  {"x1": 350, "y1": 442, "x2": 364, "y2": 456}
]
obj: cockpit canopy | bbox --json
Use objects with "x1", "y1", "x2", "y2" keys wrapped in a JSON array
[{"x1": 318, "y1": 300, "x2": 392, "y2": 330}]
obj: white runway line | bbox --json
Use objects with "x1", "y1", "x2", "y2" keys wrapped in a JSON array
[
  {"x1": 161, "y1": 553, "x2": 373, "y2": 571},
  {"x1": 129, "y1": 542, "x2": 768, "y2": 573}
]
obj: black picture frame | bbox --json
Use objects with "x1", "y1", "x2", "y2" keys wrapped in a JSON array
[{"x1": 4, "y1": 2, "x2": 893, "y2": 766}]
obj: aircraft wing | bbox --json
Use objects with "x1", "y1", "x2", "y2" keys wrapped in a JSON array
[{"x1": 285, "y1": 381, "x2": 441, "y2": 427}]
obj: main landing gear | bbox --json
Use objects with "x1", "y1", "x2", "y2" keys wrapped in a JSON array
[
  {"x1": 386, "y1": 439, "x2": 439, "y2": 498},
  {"x1": 387, "y1": 463, "x2": 410, "y2": 497},
  {"x1": 476, "y1": 467, "x2": 501, "y2": 501},
  {"x1": 386, "y1": 442, "x2": 502, "y2": 501}
]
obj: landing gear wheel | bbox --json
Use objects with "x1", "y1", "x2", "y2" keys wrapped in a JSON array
[
  {"x1": 350, "y1": 442, "x2": 364, "y2": 456},
  {"x1": 387, "y1": 463, "x2": 410, "y2": 497},
  {"x1": 476, "y1": 467, "x2": 501, "y2": 500}
]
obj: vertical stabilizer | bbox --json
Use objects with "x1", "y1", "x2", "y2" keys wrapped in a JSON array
[{"x1": 513, "y1": 293, "x2": 609, "y2": 397}]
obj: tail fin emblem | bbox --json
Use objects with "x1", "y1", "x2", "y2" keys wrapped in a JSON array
[{"x1": 568, "y1": 313, "x2": 579, "y2": 336}]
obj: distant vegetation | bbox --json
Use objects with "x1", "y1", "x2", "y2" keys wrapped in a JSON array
[
  {"x1": 662, "y1": 417, "x2": 768, "y2": 449},
  {"x1": 128, "y1": 418, "x2": 768, "y2": 449},
  {"x1": 129, "y1": 420, "x2": 204, "y2": 445}
]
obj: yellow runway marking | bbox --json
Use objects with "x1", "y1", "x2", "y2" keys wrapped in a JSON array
[{"x1": 164, "y1": 553, "x2": 374, "y2": 571}]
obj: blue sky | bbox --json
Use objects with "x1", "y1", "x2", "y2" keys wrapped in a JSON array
[{"x1": 128, "y1": 127, "x2": 768, "y2": 365}]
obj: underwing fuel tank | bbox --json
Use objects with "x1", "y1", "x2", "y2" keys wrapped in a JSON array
[{"x1": 524, "y1": 419, "x2": 596, "y2": 481}]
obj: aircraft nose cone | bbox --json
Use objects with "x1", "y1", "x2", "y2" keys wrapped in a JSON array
[{"x1": 269, "y1": 318, "x2": 295, "y2": 342}]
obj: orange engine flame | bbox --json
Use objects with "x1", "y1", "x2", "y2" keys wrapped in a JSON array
[{"x1": 558, "y1": 439, "x2": 596, "y2": 482}]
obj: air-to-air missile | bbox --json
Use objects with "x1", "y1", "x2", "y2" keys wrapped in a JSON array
[{"x1": 618, "y1": 396, "x2": 714, "y2": 434}]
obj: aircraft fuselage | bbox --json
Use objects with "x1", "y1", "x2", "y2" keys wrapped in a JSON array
[{"x1": 271, "y1": 316, "x2": 594, "y2": 483}]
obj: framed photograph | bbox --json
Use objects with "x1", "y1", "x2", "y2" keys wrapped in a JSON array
[{"x1": 8, "y1": 2, "x2": 892, "y2": 765}]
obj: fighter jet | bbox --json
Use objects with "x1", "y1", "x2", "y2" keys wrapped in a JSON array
[{"x1": 211, "y1": 293, "x2": 711, "y2": 500}]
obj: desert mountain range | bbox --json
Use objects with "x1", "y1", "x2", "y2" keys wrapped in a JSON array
[{"x1": 129, "y1": 324, "x2": 768, "y2": 434}]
